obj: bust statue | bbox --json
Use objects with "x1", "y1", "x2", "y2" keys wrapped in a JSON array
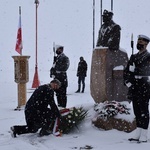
[{"x1": 96, "y1": 10, "x2": 121, "y2": 50}]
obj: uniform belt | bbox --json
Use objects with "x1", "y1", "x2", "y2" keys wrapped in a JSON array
[
  {"x1": 56, "y1": 71, "x2": 66, "y2": 73},
  {"x1": 135, "y1": 75, "x2": 150, "y2": 79}
]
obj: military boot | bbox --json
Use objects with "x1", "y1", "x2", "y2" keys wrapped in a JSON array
[{"x1": 75, "y1": 85, "x2": 80, "y2": 93}]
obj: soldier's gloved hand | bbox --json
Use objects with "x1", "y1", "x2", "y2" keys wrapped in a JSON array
[
  {"x1": 126, "y1": 82, "x2": 132, "y2": 88},
  {"x1": 124, "y1": 80, "x2": 132, "y2": 87},
  {"x1": 129, "y1": 63, "x2": 135, "y2": 72},
  {"x1": 50, "y1": 67, "x2": 56, "y2": 78}
]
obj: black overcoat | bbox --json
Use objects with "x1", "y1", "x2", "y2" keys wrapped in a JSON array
[{"x1": 25, "y1": 84, "x2": 60, "y2": 124}]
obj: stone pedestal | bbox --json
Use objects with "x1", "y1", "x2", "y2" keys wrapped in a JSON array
[
  {"x1": 92, "y1": 117, "x2": 136, "y2": 133},
  {"x1": 12, "y1": 56, "x2": 30, "y2": 109},
  {"x1": 17, "y1": 83, "x2": 27, "y2": 108},
  {"x1": 90, "y1": 48, "x2": 129, "y2": 103}
]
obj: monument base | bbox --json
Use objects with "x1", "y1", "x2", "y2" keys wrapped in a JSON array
[
  {"x1": 92, "y1": 117, "x2": 136, "y2": 133},
  {"x1": 90, "y1": 48, "x2": 129, "y2": 103}
]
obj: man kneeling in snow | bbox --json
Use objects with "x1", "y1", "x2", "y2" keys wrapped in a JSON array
[{"x1": 10, "y1": 79, "x2": 61, "y2": 137}]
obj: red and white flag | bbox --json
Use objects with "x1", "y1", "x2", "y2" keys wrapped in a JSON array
[
  {"x1": 53, "y1": 108, "x2": 70, "y2": 136},
  {"x1": 15, "y1": 6, "x2": 23, "y2": 55}
]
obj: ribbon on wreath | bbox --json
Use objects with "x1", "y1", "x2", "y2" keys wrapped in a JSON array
[{"x1": 53, "y1": 108, "x2": 70, "y2": 136}]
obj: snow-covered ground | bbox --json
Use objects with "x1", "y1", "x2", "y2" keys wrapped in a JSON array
[
  {"x1": 1, "y1": 0, "x2": 150, "y2": 149},
  {"x1": 1, "y1": 69, "x2": 150, "y2": 150}
]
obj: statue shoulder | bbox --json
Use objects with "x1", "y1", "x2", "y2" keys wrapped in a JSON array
[
  {"x1": 111, "y1": 21, "x2": 121, "y2": 30},
  {"x1": 113, "y1": 24, "x2": 121, "y2": 30}
]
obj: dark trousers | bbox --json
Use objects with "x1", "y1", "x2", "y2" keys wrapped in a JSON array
[
  {"x1": 78, "y1": 76, "x2": 85, "y2": 91},
  {"x1": 13, "y1": 108, "x2": 55, "y2": 135},
  {"x1": 55, "y1": 73, "x2": 68, "y2": 108},
  {"x1": 13, "y1": 125, "x2": 39, "y2": 135},
  {"x1": 132, "y1": 80, "x2": 150, "y2": 129},
  {"x1": 56, "y1": 86, "x2": 67, "y2": 108},
  {"x1": 132, "y1": 97, "x2": 149, "y2": 129}
]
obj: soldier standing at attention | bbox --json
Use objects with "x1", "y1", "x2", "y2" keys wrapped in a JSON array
[
  {"x1": 50, "y1": 45, "x2": 70, "y2": 109},
  {"x1": 124, "y1": 35, "x2": 150, "y2": 143}
]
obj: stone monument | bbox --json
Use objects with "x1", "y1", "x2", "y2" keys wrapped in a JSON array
[
  {"x1": 90, "y1": 48, "x2": 129, "y2": 103},
  {"x1": 91, "y1": 10, "x2": 134, "y2": 132},
  {"x1": 90, "y1": 9, "x2": 129, "y2": 103}
]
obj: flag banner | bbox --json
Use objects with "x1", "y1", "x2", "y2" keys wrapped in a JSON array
[
  {"x1": 15, "y1": 7, "x2": 22, "y2": 55},
  {"x1": 52, "y1": 108, "x2": 70, "y2": 136},
  {"x1": 52, "y1": 107, "x2": 87, "y2": 136}
]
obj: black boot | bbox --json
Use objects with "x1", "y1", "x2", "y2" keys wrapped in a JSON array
[
  {"x1": 81, "y1": 85, "x2": 85, "y2": 93},
  {"x1": 75, "y1": 85, "x2": 80, "y2": 93},
  {"x1": 10, "y1": 126, "x2": 17, "y2": 138},
  {"x1": 39, "y1": 129, "x2": 52, "y2": 137},
  {"x1": 39, "y1": 122, "x2": 54, "y2": 137},
  {"x1": 10, "y1": 125, "x2": 30, "y2": 138},
  {"x1": 75, "y1": 89, "x2": 80, "y2": 93}
]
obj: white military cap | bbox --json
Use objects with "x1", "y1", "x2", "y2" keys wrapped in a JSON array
[
  {"x1": 55, "y1": 44, "x2": 64, "y2": 50},
  {"x1": 138, "y1": 35, "x2": 150, "y2": 43}
]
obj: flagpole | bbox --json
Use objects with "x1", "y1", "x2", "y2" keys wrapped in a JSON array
[
  {"x1": 32, "y1": 0, "x2": 40, "y2": 88},
  {"x1": 15, "y1": 6, "x2": 23, "y2": 55},
  {"x1": 111, "y1": 0, "x2": 113, "y2": 12},
  {"x1": 35, "y1": 1, "x2": 38, "y2": 68},
  {"x1": 93, "y1": 0, "x2": 95, "y2": 49},
  {"x1": 19, "y1": 6, "x2": 22, "y2": 56},
  {"x1": 100, "y1": 0, "x2": 103, "y2": 26}
]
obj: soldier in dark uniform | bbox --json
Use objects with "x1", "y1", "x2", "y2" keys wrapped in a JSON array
[
  {"x1": 124, "y1": 35, "x2": 150, "y2": 142},
  {"x1": 50, "y1": 45, "x2": 70, "y2": 108},
  {"x1": 96, "y1": 9, "x2": 121, "y2": 50},
  {"x1": 10, "y1": 79, "x2": 61, "y2": 137},
  {"x1": 75, "y1": 57, "x2": 87, "y2": 93}
]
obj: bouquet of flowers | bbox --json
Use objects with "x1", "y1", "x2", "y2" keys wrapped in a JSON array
[
  {"x1": 94, "y1": 101, "x2": 130, "y2": 120},
  {"x1": 53, "y1": 107, "x2": 88, "y2": 136}
]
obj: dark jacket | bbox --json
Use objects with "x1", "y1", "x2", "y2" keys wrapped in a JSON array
[
  {"x1": 51, "y1": 53, "x2": 70, "y2": 87},
  {"x1": 54, "y1": 53, "x2": 70, "y2": 72},
  {"x1": 124, "y1": 51, "x2": 150, "y2": 83},
  {"x1": 124, "y1": 50, "x2": 150, "y2": 99},
  {"x1": 96, "y1": 20, "x2": 121, "y2": 50},
  {"x1": 25, "y1": 84, "x2": 60, "y2": 120},
  {"x1": 77, "y1": 60, "x2": 87, "y2": 77}
]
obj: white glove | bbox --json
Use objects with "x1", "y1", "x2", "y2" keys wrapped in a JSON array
[
  {"x1": 129, "y1": 63, "x2": 135, "y2": 72},
  {"x1": 126, "y1": 82, "x2": 132, "y2": 87},
  {"x1": 52, "y1": 75, "x2": 55, "y2": 79}
]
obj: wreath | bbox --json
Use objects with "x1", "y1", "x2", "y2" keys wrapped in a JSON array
[
  {"x1": 53, "y1": 107, "x2": 88, "y2": 136},
  {"x1": 94, "y1": 101, "x2": 130, "y2": 120}
]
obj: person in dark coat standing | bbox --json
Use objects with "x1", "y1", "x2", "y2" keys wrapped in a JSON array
[
  {"x1": 96, "y1": 9, "x2": 121, "y2": 50},
  {"x1": 50, "y1": 45, "x2": 70, "y2": 108},
  {"x1": 10, "y1": 79, "x2": 61, "y2": 137},
  {"x1": 75, "y1": 57, "x2": 87, "y2": 93},
  {"x1": 124, "y1": 35, "x2": 150, "y2": 143}
]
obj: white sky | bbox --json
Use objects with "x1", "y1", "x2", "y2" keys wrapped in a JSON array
[{"x1": 1, "y1": 0, "x2": 150, "y2": 75}]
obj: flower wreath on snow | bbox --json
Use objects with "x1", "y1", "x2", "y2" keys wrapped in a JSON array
[
  {"x1": 53, "y1": 107, "x2": 88, "y2": 136},
  {"x1": 94, "y1": 101, "x2": 130, "y2": 120}
]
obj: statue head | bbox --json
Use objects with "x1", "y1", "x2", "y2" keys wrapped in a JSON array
[{"x1": 102, "y1": 10, "x2": 113, "y2": 24}]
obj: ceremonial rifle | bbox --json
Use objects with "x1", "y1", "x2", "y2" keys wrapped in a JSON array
[
  {"x1": 53, "y1": 42, "x2": 56, "y2": 64},
  {"x1": 131, "y1": 33, "x2": 134, "y2": 55}
]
